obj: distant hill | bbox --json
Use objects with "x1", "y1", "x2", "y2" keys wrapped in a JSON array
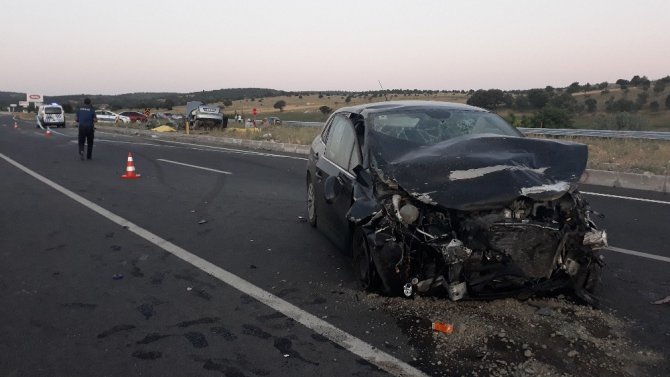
[
  {"x1": 3, "y1": 76, "x2": 669, "y2": 131},
  {"x1": 0, "y1": 88, "x2": 291, "y2": 111}
]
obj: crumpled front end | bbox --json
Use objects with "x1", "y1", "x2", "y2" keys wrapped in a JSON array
[{"x1": 355, "y1": 179, "x2": 607, "y2": 305}]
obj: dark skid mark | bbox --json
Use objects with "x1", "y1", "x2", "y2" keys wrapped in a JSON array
[
  {"x1": 310, "y1": 333, "x2": 329, "y2": 343},
  {"x1": 273, "y1": 337, "x2": 319, "y2": 366},
  {"x1": 150, "y1": 272, "x2": 165, "y2": 285},
  {"x1": 308, "y1": 296, "x2": 327, "y2": 305},
  {"x1": 184, "y1": 332, "x2": 208, "y2": 348},
  {"x1": 256, "y1": 312, "x2": 285, "y2": 322},
  {"x1": 45, "y1": 244, "x2": 66, "y2": 251},
  {"x1": 175, "y1": 317, "x2": 220, "y2": 328},
  {"x1": 97, "y1": 324, "x2": 136, "y2": 339},
  {"x1": 110, "y1": 245, "x2": 122, "y2": 251},
  {"x1": 241, "y1": 324, "x2": 272, "y2": 339},
  {"x1": 174, "y1": 273, "x2": 216, "y2": 289},
  {"x1": 137, "y1": 304, "x2": 155, "y2": 320},
  {"x1": 136, "y1": 333, "x2": 171, "y2": 345},
  {"x1": 202, "y1": 360, "x2": 245, "y2": 377},
  {"x1": 211, "y1": 326, "x2": 237, "y2": 341},
  {"x1": 132, "y1": 350, "x2": 162, "y2": 360},
  {"x1": 240, "y1": 294, "x2": 255, "y2": 305},
  {"x1": 195, "y1": 289, "x2": 212, "y2": 301},
  {"x1": 62, "y1": 302, "x2": 97, "y2": 310},
  {"x1": 131, "y1": 266, "x2": 144, "y2": 278},
  {"x1": 355, "y1": 358, "x2": 379, "y2": 370},
  {"x1": 105, "y1": 232, "x2": 115, "y2": 238},
  {"x1": 276, "y1": 287, "x2": 299, "y2": 298}
]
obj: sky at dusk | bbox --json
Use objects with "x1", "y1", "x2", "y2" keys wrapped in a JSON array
[{"x1": 2, "y1": 0, "x2": 669, "y2": 95}]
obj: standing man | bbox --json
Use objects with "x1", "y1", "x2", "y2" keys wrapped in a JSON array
[{"x1": 75, "y1": 98, "x2": 97, "y2": 160}]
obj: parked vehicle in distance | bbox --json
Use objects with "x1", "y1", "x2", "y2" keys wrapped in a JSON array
[
  {"x1": 36, "y1": 104, "x2": 66, "y2": 128},
  {"x1": 95, "y1": 110, "x2": 130, "y2": 123},
  {"x1": 306, "y1": 101, "x2": 607, "y2": 305},
  {"x1": 267, "y1": 116, "x2": 282, "y2": 125},
  {"x1": 119, "y1": 111, "x2": 148, "y2": 123}
]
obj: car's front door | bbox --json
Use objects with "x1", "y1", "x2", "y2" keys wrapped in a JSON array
[{"x1": 314, "y1": 114, "x2": 362, "y2": 250}]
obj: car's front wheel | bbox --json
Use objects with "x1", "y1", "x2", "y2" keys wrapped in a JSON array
[
  {"x1": 352, "y1": 227, "x2": 379, "y2": 291},
  {"x1": 306, "y1": 176, "x2": 317, "y2": 227}
]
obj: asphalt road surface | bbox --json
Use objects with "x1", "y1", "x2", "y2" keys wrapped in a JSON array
[{"x1": 1, "y1": 115, "x2": 668, "y2": 377}]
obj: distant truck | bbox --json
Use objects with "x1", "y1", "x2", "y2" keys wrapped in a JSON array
[
  {"x1": 36, "y1": 104, "x2": 66, "y2": 128},
  {"x1": 185, "y1": 101, "x2": 227, "y2": 130}
]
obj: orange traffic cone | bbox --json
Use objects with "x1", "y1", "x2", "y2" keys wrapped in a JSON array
[
  {"x1": 121, "y1": 152, "x2": 141, "y2": 179},
  {"x1": 45, "y1": 128, "x2": 52, "y2": 136}
]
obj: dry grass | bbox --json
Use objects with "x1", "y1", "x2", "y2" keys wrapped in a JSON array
[
  {"x1": 534, "y1": 135, "x2": 670, "y2": 175},
  {"x1": 207, "y1": 124, "x2": 322, "y2": 145}
]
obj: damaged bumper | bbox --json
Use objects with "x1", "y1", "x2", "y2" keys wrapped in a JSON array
[{"x1": 357, "y1": 189, "x2": 607, "y2": 304}]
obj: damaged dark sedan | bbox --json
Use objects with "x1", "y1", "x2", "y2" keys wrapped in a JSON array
[{"x1": 306, "y1": 101, "x2": 607, "y2": 304}]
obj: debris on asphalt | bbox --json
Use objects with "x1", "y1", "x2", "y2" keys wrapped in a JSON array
[
  {"x1": 198, "y1": 219, "x2": 207, "y2": 224},
  {"x1": 297, "y1": 216, "x2": 307, "y2": 223},
  {"x1": 355, "y1": 292, "x2": 665, "y2": 376},
  {"x1": 112, "y1": 274, "x2": 124, "y2": 280},
  {"x1": 431, "y1": 321, "x2": 454, "y2": 334},
  {"x1": 250, "y1": 265, "x2": 258, "y2": 269},
  {"x1": 535, "y1": 306, "x2": 554, "y2": 316}
]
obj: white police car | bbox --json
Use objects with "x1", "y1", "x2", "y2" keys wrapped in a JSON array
[
  {"x1": 37, "y1": 104, "x2": 66, "y2": 128},
  {"x1": 95, "y1": 110, "x2": 130, "y2": 123}
]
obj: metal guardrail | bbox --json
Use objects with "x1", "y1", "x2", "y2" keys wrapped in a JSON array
[
  {"x1": 518, "y1": 128, "x2": 670, "y2": 141},
  {"x1": 282, "y1": 120, "x2": 325, "y2": 128},
  {"x1": 283, "y1": 121, "x2": 670, "y2": 141}
]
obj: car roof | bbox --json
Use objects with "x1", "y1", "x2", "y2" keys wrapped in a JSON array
[{"x1": 335, "y1": 100, "x2": 488, "y2": 117}]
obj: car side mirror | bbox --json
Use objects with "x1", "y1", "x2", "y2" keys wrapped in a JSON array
[
  {"x1": 353, "y1": 165, "x2": 371, "y2": 188},
  {"x1": 324, "y1": 175, "x2": 343, "y2": 204}
]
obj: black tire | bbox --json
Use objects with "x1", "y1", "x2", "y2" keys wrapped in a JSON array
[
  {"x1": 352, "y1": 227, "x2": 379, "y2": 291},
  {"x1": 306, "y1": 176, "x2": 317, "y2": 227}
]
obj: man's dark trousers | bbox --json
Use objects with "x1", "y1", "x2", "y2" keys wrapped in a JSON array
[{"x1": 79, "y1": 126, "x2": 94, "y2": 159}]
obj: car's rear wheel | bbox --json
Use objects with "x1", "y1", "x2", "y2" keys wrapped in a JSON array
[
  {"x1": 352, "y1": 227, "x2": 378, "y2": 291},
  {"x1": 306, "y1": 177, "x2": 317, "y2": 227}
]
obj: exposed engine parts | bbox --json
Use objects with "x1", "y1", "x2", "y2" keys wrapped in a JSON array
[{"x1": 359, "y1": 186, "x2": 607, "y2": 305}]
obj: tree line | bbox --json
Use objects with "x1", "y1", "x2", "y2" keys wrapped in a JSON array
[{"x1": 465, "y1": 75, "x2": 670, "y2": 128}]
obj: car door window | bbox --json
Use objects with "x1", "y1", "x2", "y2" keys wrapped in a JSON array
[{"x1": 325, "y1": 115, "x2": 359, "y2": 173}]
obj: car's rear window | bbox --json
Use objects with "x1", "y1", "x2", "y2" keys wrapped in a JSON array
[
  {"x1": 369, "y1": 109, "x2": 521, "y2": 145},
  {"x1": 45, "y1": 107, "x2": 62, "y2": 114}
]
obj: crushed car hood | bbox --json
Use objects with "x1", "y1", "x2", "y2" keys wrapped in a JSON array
[{"x1": 373, "y1": 134, "x2": 588, "y2": 210}]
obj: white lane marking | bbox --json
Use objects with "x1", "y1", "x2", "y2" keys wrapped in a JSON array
[
  {"x1": 93, "y1": 139, "x2": 180, "y2": 147},
  {"x1": 0, "y1": 152, "x2": 427, "y2": 377},
  {"x1": 606, "y1": 246, "x2": 670, "y2": 263},
  {"x1": 157, "y1": 159, "x2": 232, "y2": 175},
  {"x1": 156, "y1": 139, "x2": 309, "y2": 161},
  {"x1": 582, "y1": 191, "x2": 670, "y2": 205},
  {"x1": 92, "y1": 137, "x2": 309, "y2": 161}
]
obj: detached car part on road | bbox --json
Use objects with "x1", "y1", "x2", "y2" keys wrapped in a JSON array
[{"x1": 306, "y1": 101, "x2": 607, "y2": 305}]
